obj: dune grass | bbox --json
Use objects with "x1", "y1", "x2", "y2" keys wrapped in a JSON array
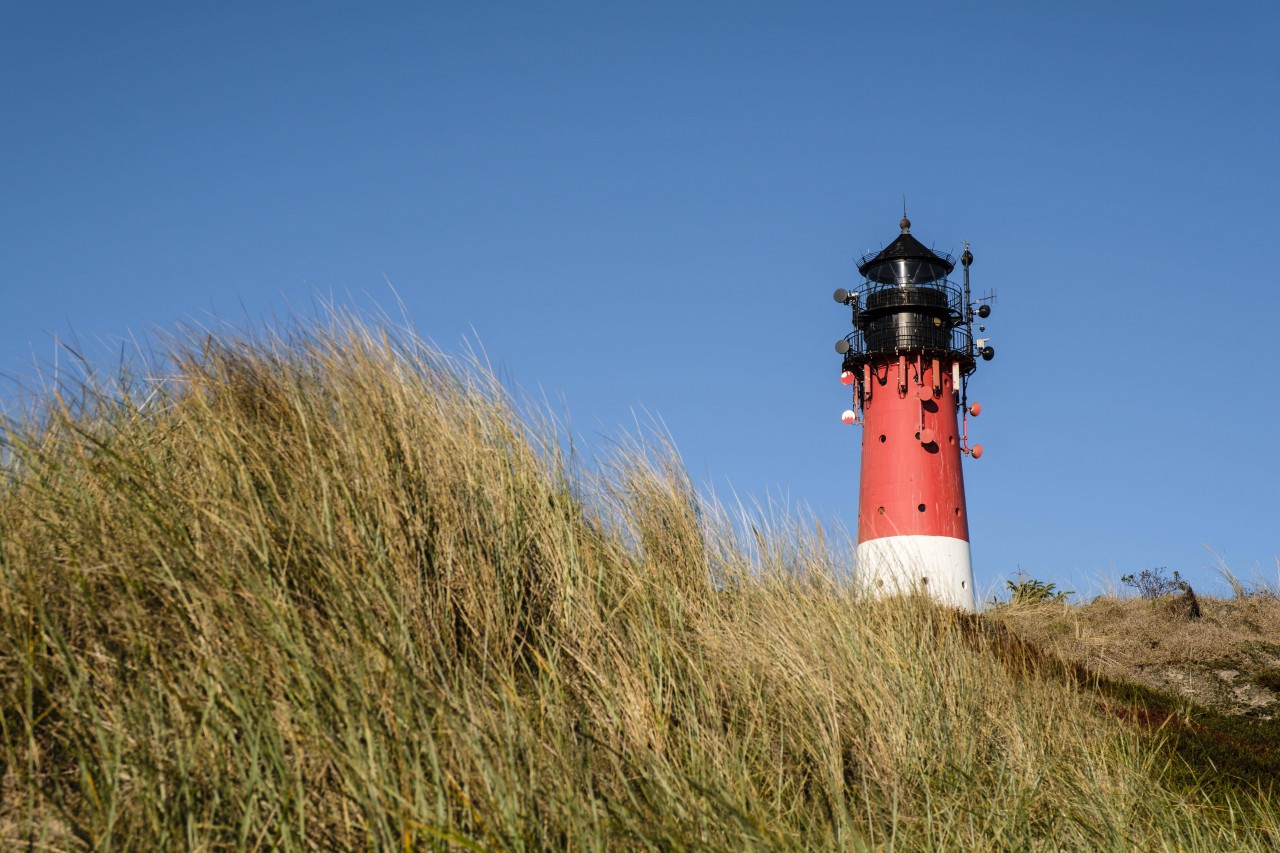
[{"x1": 1, "y1": 315, "x2": 1277, "y2": 849}]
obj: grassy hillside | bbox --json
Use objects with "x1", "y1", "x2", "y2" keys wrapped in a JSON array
[
  {"x1": 1, "y1": 316, "x2": 1276, "y2": 850},
  {"x1": 991, "y1": 593, "x2": 1280, "y2": 799}
]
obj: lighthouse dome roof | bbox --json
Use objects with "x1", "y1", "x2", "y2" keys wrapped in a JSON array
[{"x1": 857, "y1": 219, "x2": 955, "y2": 285}]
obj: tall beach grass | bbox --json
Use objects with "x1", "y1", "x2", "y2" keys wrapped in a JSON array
[{"x1": 1, "y1": 315, "x2": 1276, "y2": 849}]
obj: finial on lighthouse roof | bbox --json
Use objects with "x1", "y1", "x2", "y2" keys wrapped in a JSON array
[{"x1": 857, "y1": 213, "x2": 954, "y2": 284}]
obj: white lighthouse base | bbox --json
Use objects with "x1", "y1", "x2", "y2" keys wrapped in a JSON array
[{"x1": 855, "y1": 535, "x2": 977, "y2": 611}]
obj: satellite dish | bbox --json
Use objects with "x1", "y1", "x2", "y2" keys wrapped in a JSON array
[
  {"x1": 980, "y1": 346, "x2": 995, "y2": 361},
  {"x1": 835, "y1": 339, "x2": 851, "y2": 354},
  {"x1": 977, "y1": 304, "x2": 991, "y2": 318},
  {"x1": 833, "y1": 288, "x2": 850, "y2": 303}
]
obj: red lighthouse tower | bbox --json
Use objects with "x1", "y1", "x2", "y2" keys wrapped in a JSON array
[{"x1": 833, "y1": 216, "x2": 994, "y2": 610}]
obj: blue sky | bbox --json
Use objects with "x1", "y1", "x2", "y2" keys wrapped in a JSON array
[{"x1": 3, "y1": 2, "x2": 1278, "y2": 599}]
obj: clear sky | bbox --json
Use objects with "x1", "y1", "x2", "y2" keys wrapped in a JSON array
[{"x1": 3, "y1": 2, "x2": 1278, "y2": 600}]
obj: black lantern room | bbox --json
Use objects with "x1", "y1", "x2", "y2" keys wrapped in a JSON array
[{"x1": 833, "y1": 217, "x2": 990, "y2": 372}]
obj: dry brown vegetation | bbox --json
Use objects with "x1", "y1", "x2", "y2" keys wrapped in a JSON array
[
  {"x1": 991, "y1": 594, "x2": 1280, "y2": 718},
  {"x1": 1, "y1": 314, "x2": 1277, "y2": 850}
]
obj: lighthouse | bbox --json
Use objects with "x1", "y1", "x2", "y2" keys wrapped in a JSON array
[{"x1": 833, "y1": 216, "x2": 994, "y2": 610}]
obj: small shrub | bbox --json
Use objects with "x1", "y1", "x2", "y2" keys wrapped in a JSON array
[
  {"x1": 1000, "y1": 571, "x2": 1071, "y2": 605},
  {"x1": 1121, "y1": 567, "x2": 1184, "y2": 600}
]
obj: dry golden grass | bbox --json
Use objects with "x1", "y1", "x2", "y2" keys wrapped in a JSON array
[
  {"x1": 0, "y1": 313, "x2": 1276, "y2": 849},
  {"x1": 991, "y1": 595, "x2": 1280, "y2": 716}
]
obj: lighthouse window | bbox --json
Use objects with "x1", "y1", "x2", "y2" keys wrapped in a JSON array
[
  {"x1": 917, "y1": 503, "x2": 926, "y2": 513},
  {"x1": 879, "y1": 435, "x2": 886, "y2": 443}
]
